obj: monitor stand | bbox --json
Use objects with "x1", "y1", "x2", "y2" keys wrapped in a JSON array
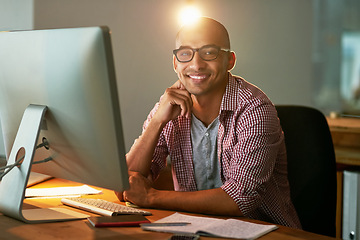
[{"x1": 0, "y1": 104, "x2": 89, "y2": 223}]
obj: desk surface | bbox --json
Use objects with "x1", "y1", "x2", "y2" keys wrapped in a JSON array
[{"x1": 0, "y1": 178, "x2": 338, "y2": 240}]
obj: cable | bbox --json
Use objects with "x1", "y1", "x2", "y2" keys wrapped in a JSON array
[
  {"x1": 33, "y1": 157, "x2": 53, "y2": 164},
  {"x1": 0, "y1": 143, "x2": 53, "y2": 179},
  {"x1": 0, "y1": 155, "x2": 24, "y2": 179}
]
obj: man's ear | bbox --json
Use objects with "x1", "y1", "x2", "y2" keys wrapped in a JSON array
[
  {"x1": 173, "y1": 55, "x2": 178, "y2": 73},
  {"x1": 227, "y1": 52, "x2": 236, "y2": 71}
]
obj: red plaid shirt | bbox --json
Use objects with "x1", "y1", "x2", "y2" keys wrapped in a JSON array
[{"x1": 143, "y1": 74, "x2": 301, "y2": 228}]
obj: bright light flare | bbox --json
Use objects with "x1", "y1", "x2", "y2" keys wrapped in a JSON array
[{"x1": 179, "y1": 5, "x2": 202, "y2": 26}]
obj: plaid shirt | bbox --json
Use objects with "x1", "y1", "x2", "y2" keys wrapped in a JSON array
[{"x1": 143, "y1": 74, "x2": 301, "y2": 228}]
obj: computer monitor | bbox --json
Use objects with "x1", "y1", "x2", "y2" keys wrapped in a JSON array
[{"x1": 0, "y1": 26, "x2": 129, "y2": 223}]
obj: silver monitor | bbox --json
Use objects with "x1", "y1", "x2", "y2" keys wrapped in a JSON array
[{"x1": 0, "y1": 26, "x2": 129, "y2": 222}]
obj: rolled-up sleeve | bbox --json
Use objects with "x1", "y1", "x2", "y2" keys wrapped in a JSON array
[
  {"x1": 220, "y1": 102, "x2": 283, "y2": 216},
  {"x1": 140, "y1": 102, "x2": 169, "y2": 181}
]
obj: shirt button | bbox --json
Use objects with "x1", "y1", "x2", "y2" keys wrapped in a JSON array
[{"x1": 205, "y1": 132, "x2": 209, "y2": 137}]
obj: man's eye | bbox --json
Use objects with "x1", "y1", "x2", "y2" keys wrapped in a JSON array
[
  {"x1": 202, "y1": 48, "x2": 217, "y2": 55},
  {"x1": 180, "y1": 51, "x2": 191, "y2": 56}
]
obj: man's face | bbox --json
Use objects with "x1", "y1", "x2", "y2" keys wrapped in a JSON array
[{"x1": 173, "y1": 23, "x2": 235, "y2": 97}]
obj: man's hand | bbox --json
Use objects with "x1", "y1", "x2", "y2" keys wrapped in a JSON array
[
  {"x1": 115, "y1": 171, "x2": 156, "y2": 207},
  {"x1": 153, "y1": 80, "x2": 192, "y2": 125}
]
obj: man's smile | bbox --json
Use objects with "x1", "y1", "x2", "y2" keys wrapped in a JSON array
[{"x1": 187, "y1": 73, "x2": 209, "y2": 81}]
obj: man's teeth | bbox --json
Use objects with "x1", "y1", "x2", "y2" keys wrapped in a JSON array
[{"x1": 189, "y1": 75, "x2": 206, "y2": 79}]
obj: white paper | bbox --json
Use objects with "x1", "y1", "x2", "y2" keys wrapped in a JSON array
[
  {"x1": 25, "y1": 185, "x2": 102, "y2": 198},
  {"x1": 141, "y1": 212, "x2": 278, "y2": 240},
  {"x1": 198, "y1": 218, "x2": 278, "y2": 239}
]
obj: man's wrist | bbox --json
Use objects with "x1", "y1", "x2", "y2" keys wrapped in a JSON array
[
  {"x1": 146, "y1": 187, "x2": 158, "y2": 208},
  {"x1": 149, "y1": 116, "x2": 168, "y2": 131}
]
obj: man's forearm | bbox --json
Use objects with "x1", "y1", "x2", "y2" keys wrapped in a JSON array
[
  {"x1": 126, "y1": 118, "x2": 165, "y2": 176},
  {"x1": 148, "y1": 187, "x2": 243, "y2": 216},
  {"x1": 127, "y1": 81, "x2": 192, "y2": 177}
]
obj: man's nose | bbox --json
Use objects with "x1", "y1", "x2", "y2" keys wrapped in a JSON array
[{"x1": 189, "y1": 51, "x2": 206, "y2": 70}]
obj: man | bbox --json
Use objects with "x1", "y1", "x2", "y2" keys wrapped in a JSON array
[{"x1": 117, "y1": 17, "x2": 301, "y2": 228}]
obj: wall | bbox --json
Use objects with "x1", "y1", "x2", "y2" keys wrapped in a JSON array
[
  {"x1": 0, "y1": 0, "x2": 33, "y2": 30},
  {"x1": 0, "y1": 0, "x2": 313, "y2": 152}
]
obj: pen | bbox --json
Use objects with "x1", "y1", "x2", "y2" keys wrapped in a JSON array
[{"x1": 140, "y1": 222, "x2": 191, "y2": 227}]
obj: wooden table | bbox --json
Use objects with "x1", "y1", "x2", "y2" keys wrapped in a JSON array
[{"x1": 0, "y1": 178, "x2": 339, "y2": 240}]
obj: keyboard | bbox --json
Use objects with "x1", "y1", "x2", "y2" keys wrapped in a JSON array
[{"x1": 61, "y1": 197, "x2": 152, "y2": 216}]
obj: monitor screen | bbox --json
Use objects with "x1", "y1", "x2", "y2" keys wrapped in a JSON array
[{"x1": 0, "y1": 26, "x2": 129, "y2": 193}]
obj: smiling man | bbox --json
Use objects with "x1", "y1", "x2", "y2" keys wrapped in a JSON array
[{"x1": 117, "y1": 17, "x2": 301, "y2": 229}]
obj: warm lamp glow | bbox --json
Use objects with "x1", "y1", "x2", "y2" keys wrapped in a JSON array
[{"x1": 179, "y1": 5, "x2": 202, "y2": 26}]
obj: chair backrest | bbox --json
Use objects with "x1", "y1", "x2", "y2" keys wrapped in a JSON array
[{"x1": 276, "y1": 105, "x2": 337, "y2": 237}]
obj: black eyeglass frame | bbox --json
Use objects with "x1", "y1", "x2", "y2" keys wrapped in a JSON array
[{"x1": 173, "y1": 45, "x2": 230, "y2": 63}]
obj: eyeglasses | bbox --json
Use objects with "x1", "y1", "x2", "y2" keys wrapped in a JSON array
[{"x1": 173, "y1": 45, "x2": 230, "y2": 63}]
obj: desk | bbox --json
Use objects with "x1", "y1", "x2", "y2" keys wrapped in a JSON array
[
  {"x1": 326, "y1": 117, "x2": 360, "y2": 237},
  {"x1": 327, "y1": 116, "x2": 360, "y2": 167},
  {"x1": 0, "y1": 178, "x2": 338, "y2": 240}
]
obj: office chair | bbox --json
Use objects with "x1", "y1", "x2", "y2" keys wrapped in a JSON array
[{"x1": 276, "y1": 105, "x2": 337, "y2": 237}]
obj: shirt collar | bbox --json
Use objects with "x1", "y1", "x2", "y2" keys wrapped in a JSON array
[{"x1": 220, "y1": 73, "x2": 239, "y2": 112}]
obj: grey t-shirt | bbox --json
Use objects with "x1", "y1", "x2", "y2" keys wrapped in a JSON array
[{"x1": 191, "y1": 114, "x2": 223, "y2": 191}]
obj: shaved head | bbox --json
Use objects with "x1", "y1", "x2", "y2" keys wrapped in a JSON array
[{"x1": 175, "y1": 17, "x2": 231, "y2": 49}]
